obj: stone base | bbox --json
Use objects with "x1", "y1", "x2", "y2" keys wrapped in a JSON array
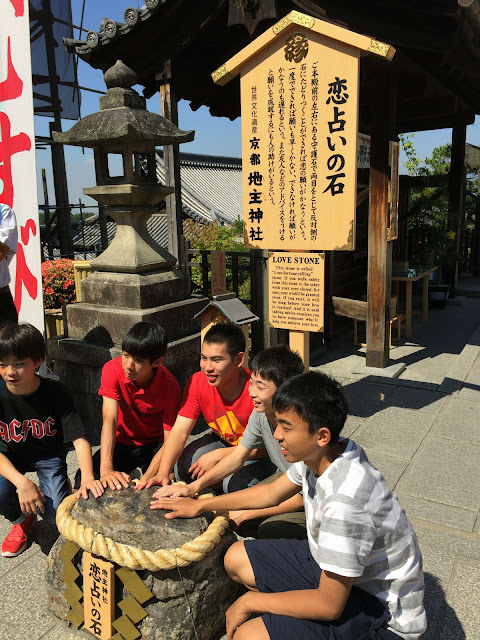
[
  {"x1": 66, "y1": 295, "x2": 207, "y2": 346},
  {"x1": 80, "y1": 268, "x2": 190, "y2": 309},
  {"x1": 46, "y1": 488, "x2": 237, "y2": 640},
  {"x1": 48, "y1": 333, "x2": 201, "y2": 443}
]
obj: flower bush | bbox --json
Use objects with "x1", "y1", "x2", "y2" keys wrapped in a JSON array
[{"x1": 42, "y1": 259, "x2": 76, "y2": 309}]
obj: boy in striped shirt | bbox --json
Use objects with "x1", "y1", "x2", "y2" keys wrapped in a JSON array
[{"x1": 151, "y1": 371, "x2": 426, "y2": 640}]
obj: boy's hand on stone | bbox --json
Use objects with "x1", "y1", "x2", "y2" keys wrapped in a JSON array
[
  {"x1": 189, "y1": 449, "x2": 225, "y2": 479},
  {"x1": 149, "y1": 495, "x2": 200, "y2": 518},
  {"x1": 17, "y1": 477, "x2": 45, "y2": 516},
  {"x1": 100, "y1": 469, "x2": 130, "y2": 491},
  {"x1": 226, "y1": 593, "x2": 253, "y2": 639},
  {"x1": 136, "y1": 473, "x2": 170, "y2": 490},
  {"x1": 75, "y1": 479, "x2": 105, "y2": 500},
  {"x1": 152, "y1": 484, "x2": 196, "y2": 498}
]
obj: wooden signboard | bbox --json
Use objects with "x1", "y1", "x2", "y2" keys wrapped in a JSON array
[
  {"x1": 210, "y1": 250, "x2": 227, "y2": 296},
  {"x1": 212, "y1": 11, "x2": 394, "y2": 252},
  {"x1": 83, "y1": 552, "x2": 115, "y2": 640},
  {"x1": 388, "y1": 141, "x2": 399, "y2": 240},
  {"x1": 268, "y1": 252, "x2": 324, "y2": 331}
]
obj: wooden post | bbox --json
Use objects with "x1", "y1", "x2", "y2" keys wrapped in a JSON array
[
  {"x1": 289, "y1": 330, "x2": 310, "y2": 371},
  {"x1": 445, "y1": 125, "x2": 466, "y2": 292},
  {"x1": 366, "y1": 67, "x2": 390, "y2": 368},
  {"x1": 159, "y1": 60, "x2": 183, "y2": 267}
]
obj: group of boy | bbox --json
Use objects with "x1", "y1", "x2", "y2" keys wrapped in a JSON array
[{"x1": 0, "y1": 318, "x2": 427, "y2": 640}]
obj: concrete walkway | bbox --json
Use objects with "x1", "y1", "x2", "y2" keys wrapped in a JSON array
[{"x1": 1, "y1": 286, "x2": 480, "y2": 639}]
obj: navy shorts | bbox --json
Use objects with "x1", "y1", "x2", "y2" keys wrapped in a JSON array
[{"x1": 244, "y1": 538, "x2": 403, "y2": 640}]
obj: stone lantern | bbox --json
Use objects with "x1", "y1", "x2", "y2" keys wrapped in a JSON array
[{"x1": 49, "y1": 61, "x2": 208, "y2": 437}]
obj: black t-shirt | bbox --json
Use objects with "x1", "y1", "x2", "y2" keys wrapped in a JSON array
[{"x1": 0, "y1": 377, "x2": 86, "y2": 458}]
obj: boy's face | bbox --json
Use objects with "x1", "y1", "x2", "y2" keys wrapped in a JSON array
[
  {"x1": 273, "y1": 408, "x2": 324, "y2": 464},
  {"x1": 0, "y1": 353, "x2": 43, "y2": 395},
  {"x1": 121, "y1": 352, "x2": 162, "y2": 388},
  {"x1": 200, "y1": 341, "x2": 243, "y2": 389},
  {"x1": 249, "y1": 371, "x2": 277, "y2": 415}
]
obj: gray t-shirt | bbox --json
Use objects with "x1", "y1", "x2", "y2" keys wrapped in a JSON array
[{"x1": 240, "y1": 410, "x2": 289, "y2": 472}]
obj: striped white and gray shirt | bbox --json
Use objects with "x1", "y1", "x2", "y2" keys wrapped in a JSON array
[{"x1": 287, "y1": 439, "x2": 426, "y2": 639}]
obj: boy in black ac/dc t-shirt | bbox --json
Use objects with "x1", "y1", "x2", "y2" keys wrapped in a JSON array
[{"x1": 0, "y1": 322, "x2": 103, "y2": 557}]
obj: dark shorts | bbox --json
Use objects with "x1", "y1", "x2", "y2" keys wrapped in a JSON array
[{"x1": 244, "y1": 538, "x2": 403, "y2": 640}]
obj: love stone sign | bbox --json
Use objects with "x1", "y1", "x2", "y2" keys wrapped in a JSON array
[{"x1": 212, "y1": 10, "x2": 394, "y2": 252}]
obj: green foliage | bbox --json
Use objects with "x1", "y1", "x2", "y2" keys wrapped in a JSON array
[
  {"x1": 184, "y1": 219, "x2": 250, "y2": 299},
  {"x1": 401, "y1": 139, "x2": 478, "y2": 278},
  {"x1": 399, "y1": 133, "x2": 421, "y2": 176}
]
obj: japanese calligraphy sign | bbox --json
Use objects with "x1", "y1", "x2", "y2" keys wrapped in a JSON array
[
  {"x1": 83, "y1": 552, "x2": 115, "y2": 640},
  {"x1": 1, "y1": 1, "x2": 43, "y2": 330},
  {"x1": 210, "y1": 250, "x2": 227, "y2": 296},
  {"x1": 388, "y1": 141, "x2": 399, "y2": 241},
  {"x1": 212, "y1": 11, "x2": 394, "y2": 252},
  {"x1": 268, "y1": 252, "x2": 324, "y2": 331}
]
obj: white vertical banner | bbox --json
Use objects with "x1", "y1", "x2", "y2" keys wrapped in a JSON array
[{"x1": 1, "y1": 0, "x2": 44, "y2": 331}]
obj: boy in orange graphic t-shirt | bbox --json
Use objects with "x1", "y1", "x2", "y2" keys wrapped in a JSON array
[{"x1": 136, "y1": 324, "x2": 275, "y2": 493}]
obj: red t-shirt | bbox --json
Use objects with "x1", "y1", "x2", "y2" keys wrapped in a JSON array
[
  {"x1": 179, "y1": 369, "x2": 253, "y2": 445},
  {"x1": 98, "y1": 357, "x2": 180, "y2": 446}
]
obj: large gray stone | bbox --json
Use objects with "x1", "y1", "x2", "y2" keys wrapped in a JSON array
[{"x1": 46, "y1": 488, "x2": 237, "y2": 640}]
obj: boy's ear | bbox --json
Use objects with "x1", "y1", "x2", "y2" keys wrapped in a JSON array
[
  {"x1": 235, "y1": 351, "x2": 245, "y2": 368},
  {"x1": 34, "y1": 358, "x2": 44, "y2": 370},
  {"x1": 316, "y1": 426, "x2": 332, "y2": 448},
  {"x1": 151, "y1": 356, "x2": 164, "y2": 368}
]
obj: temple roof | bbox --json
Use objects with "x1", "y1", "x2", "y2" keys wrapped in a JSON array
[{"x1": 63, "y1": 0, "x2": 480, "y2": 132}]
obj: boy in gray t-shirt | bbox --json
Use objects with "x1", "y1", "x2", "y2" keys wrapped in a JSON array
[
  {"x1": 151, "y1": 372, "x2": 426, "y2": 640},
  {"x1": 153, "y1": 346, "x2": 305, "y2": 536}
]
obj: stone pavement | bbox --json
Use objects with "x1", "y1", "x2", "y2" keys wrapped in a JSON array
[{"x1": 1, "y1": 287, "x2": 480, "y2": 640}]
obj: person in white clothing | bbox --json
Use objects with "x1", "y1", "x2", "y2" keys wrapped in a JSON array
[{"x1": 0, "y1": 204, "x2": 18, "y2": 325}]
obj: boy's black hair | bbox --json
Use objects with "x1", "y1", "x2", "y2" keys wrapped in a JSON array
[
  {"x1": 0, "y1": 322, "x2": 45, "y2": 362},
  {"x1": 272, "y1": 371, "x2": 348, "y2": 443},
  {"x1": 251, "y1": 346, "x2": 304, "y2": 389},
  {"x1": 121, "y1": 322, "x2": 167, "y2": 362},
  {"x1": 203, "y1": 323, "x2": 246, "y2": 359}
]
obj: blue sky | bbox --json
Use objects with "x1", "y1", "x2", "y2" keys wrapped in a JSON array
[{"x1": 34, "y1": 0, "x2": 479, "y2": 210}]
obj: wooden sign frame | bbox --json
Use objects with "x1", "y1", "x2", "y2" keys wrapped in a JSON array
[{"x1": 83, "y1": 552, "x2": 115, "y2": 640}]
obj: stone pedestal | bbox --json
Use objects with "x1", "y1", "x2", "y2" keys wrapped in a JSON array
[{"x1": 46, "y1": 488, "x2": 238, "y2": 640}]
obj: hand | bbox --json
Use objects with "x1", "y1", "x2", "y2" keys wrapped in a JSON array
[
  {"x1": 99, "y1": 469, "x2": 130, "y2": 491},
  {"x1": 17, "y1": 477, "x2": 46, "y2": 516},
  {"x1": 228, "y1": 510, "x2": 251, "y2": 528},
  {"x1": 149, "y1": 495, "x2": 201, "y2": 519},
  {"x1": 189, "y1": 449, "x2": 226, "y2": 479},
  {"x1": 226, "y1": 593, "x2": 253, "y2": 640},
  {"x1": 151, "y1": 483, "x2": 197, "y2": 498},
  {"x1": 135, "y1": 473, "x2": 170, "y2": 491},
  {"x1": 74, "y1": 479, "x2": 105, "y2": 500}
]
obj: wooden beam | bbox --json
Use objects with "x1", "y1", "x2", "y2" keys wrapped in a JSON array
[
  {"x1": 366, "y1": 67, "x2": 390, "y2": 368},
  {"x1": 445, "y1": 124, "x2": 467, "y2": 291},
  {"x1": 332, "y1": 296, "x2": 367, "y2": 321},
  {"x1": 159, "y1": 60, "x2": 183, "y2": 267}
]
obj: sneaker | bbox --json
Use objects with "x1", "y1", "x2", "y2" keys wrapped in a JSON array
[{"x1": 1, "y1": 514, "x2": 37, "y2": 557}]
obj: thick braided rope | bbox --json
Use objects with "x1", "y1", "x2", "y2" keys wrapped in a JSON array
[{"x1": 56, "y1": 492, "x2": 229, "y2": 571}]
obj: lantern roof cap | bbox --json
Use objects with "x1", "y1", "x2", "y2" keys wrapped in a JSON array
[{"x1": 52, "y1": 60, "x2": 194, "y2": 149}]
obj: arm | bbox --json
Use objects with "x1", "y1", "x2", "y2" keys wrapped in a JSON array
[
  {"x1": 0, "y1": 241, "x2": 9, "y2": 260},
  {"x1": 72, "y1": 437, "x2": 104, "y2": 500},
  {"x1": 229, "y1": 492, "x2": 304, "y2": 528},
  {"x1": 150, "y1": 472, "x2": 301, "y2": 517},
  {"x1": 99, "y1": 397, "x2": 130, "y2": 490},
  {"x1": 156, "y1": 442, "x2": 252, "y2": 497},
  {"x1": 226, "y1": 571, "x2": 353, "y2": 639},
  {"x1": 135, "y1": 414, "x2": 196, "y2": 490},
  {"x1": 0, "y1": 452, "x2": 45, "y2": 515}
]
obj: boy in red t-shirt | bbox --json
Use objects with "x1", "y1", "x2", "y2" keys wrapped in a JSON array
[
  {"x1": 93, "y1": 322, "x2": 180, "y2": 491},
  {"x1": 137, "y1": 323, "x2": 275, "y2": 493}
]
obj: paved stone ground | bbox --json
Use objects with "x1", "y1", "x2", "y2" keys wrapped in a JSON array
[{"x1": 1, "y1": 284, "x2": 480, "y2": 640}]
